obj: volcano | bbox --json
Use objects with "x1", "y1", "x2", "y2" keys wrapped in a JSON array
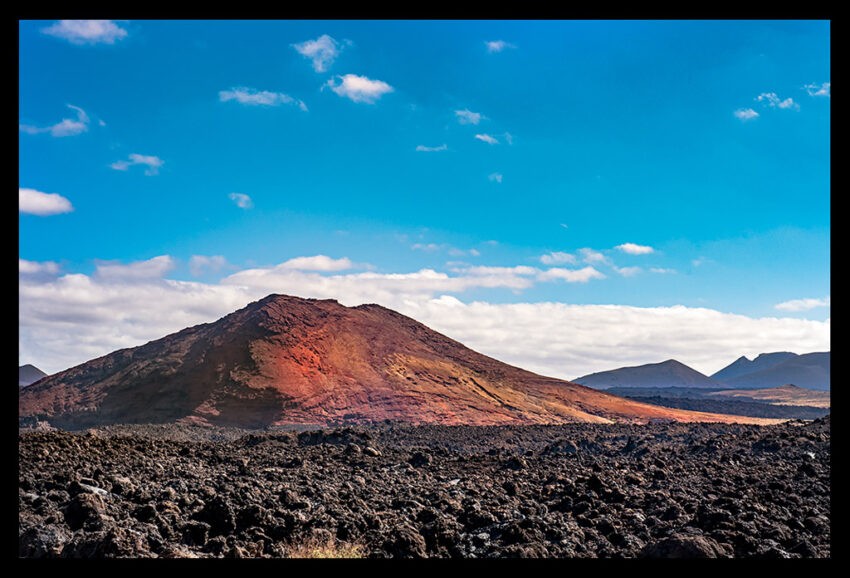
[{"x1": 19, "y1": 294, "x2": 772, "y2": 428}]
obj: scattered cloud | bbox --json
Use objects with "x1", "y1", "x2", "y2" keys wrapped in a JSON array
[
  {"x1": 756, "y1": 92, "x2": 799, "y2": 111},
  {"x1": 228, "y1": 192, "x2": 253, "y2": 209},
  {"x1": 95, "y1": 255, "x2": 175, "y2": 280},
  {"x1": 540, "y1": 252, "x2": 577, "y2": 266},
  {"x1": 488, "y1": 172, "x2": 503, "y2": 183},
  {"x1": 189, "y1": 255, "x2": 228, "y2": 277},
  {"x1": 110, "y1": 153, "x2": 164, "y2": 176},
  {"x1": 219, "y1": 87, "x2": 307, "y2": 111},
  {"x1": 616, "y1": 242, "x2": 655, "y2": 255},
  {"x1": 560, "y1": 223, "x2": 569, "y2": 229},
  {"x1": 455, "y1": 109, "x2": 484, "y2": 125},
  {"x1": 19, "y1": 187, "x2": 74, "y2": 216},
  {"x1": 448, "y1": 248, "x2": 481, "y2": 258},
  {"x1": 415, "y1": 144, "x2": 448, "y2": 152},
  {"x1": 504, "y1": 132, "x2": 514, "y2": 145},
  {"x1": 20, "y1": 259, "x2": 60, "y2": 275},
  {"x1": 692, "y1": 257, "x2": 709, "y2": 267},
  {"x1": 475, "y1": 133, "x2": 499, "y2": 145},
  {"x1": 485, "y1": 40, "x2": 516, "y2": 53},
  {"x1": 20, "y1": 259, "x2": 830, "y2": 377},
  {"x1": 650, "y1": 267, "x2": 676, "y2": 274},
  {"x1": 292, "y1": 34, "x2": 341, "y2": 72},
  {"x1": 804, "y1": 82, "x2": 830, "y2": 97},
  {"x1": 325, "y1": 74, "x2": 393, "y2": 104},
  {"x1": 775, "y1": 296, "x2": 830, "y2": 312},
  {"x1": 578, "y1": 248, "x2": 610, "y2": 266},
  {"x1": 615, "y1": 266, "x2": 642, "y2": 277},
  {"x1": 734, "y1": 108, "x2": 759, "y2": 121},
  {"x1": 42, "y1": 20, "x2": 128, "y2": 45},
  {"x1": 20, "y1": 104, "x2": 90, "y2": 137},
  {"x1": 278, "y1": 255, "x2": 355, "y2": 272},
  {"x1": 538, "y1": 266, "x2": 606, "y2": 283},
  {"x1": 411, "y1": 243, "x2": 442, "y2": 253}
]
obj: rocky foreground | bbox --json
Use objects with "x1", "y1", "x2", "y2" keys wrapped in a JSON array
[{"x1": 19, "y1": 417, "x2": 830, "y2": 558}]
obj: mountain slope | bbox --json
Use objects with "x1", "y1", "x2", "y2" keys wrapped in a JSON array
[
  {"x1": 19, "y1": 294, "x2": 770, "y2": 428},
  {"x1": 711, "y1": 352, "x2": 797, "y2": 382},
  {"x1": 573, "y1": 359, "x2": 720, "y2": 390},
  {"x1": 720, "y1": 352, "x2": 830, "y2": 391},
  {"x1": 19, "y1": 364, "x2": 48, "y2": 387}
]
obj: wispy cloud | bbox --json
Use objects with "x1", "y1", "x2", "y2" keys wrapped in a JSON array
[
  {"x1": 538, "y1": 266, "x2": 605, "y2": 283},
  {"x1": 616, "y1": 242, "x2": 655, "y2": 255},
  {"x1": 228, "y1": 192, "x2": 253, "y2": 209},
  {"x1": 650, "y1": 267, "x2": 676, "y2": 274},
  {"x1": 19, "y1": 259, "x2": 60, "y2": 276},
  {"x1": 219, "y1": 87, "x2": 307, "y2": 111},
  {"x1": 111, "y1": 153, "x2": 164, "y2": 176},
  {"x1": 189, "y1": 255, "x2": 228, "y2": 277},
  {"x1": 325, "y1": 74, "x2": 393, "y2": 104},
  {"x1": 756, "y1": 92, "x2": 799, "y2": 111},
  {"x1": 485, "y1": 40, "x2": 516, "y2": 53},
  {"x1": 804, "y1": 82, "x2": 830, "y2": 97},
  {"x1": 488, "y1": 172, "x2": 503, "y2": 183},
  {"x1": 279, "y1": 255, "x2": 354, "y2": 272},
  {"x1": 455, "y1": 109, "x2": 484, "y2": 125},
  {"x1": 42, "y1": 20, "x2": 128, "y2": 45},
  {"x1": 19, "y1": 188, "x2": 74, "y2": 216},
  {"x1": 734, "y1": 108, "x2": 759, "y2": 121},
  {"x1": 96, "y1": 255, "x2": 175, "y2": 280},
  {"x1": 578, "y1": 248, "x2": 610, "y2": 265},
  {"x1": 504, "y1": 132, "x2": 514, "y2": 145},
  {"x1": 775, "y1": 296, "x2": 830, "y2": 312},
  {"x1": 615, "y1": 266, "x2": 642, "y2": 277},
  {"x1": 20, "y1": 104, "x2": 90, "y2": 137},
  {"x1": 292, "y1": 34, "x2": 341, "y2": 72},
  {"x1": 411, "y1": 243, "x2": 442, "y2": 253},
  {"x1": 475, "y1": 133, "x2": 499, "y2": 145},
  {"x1": 540, "y1": 251, "x2": 576, "y2": 266},
  {"x1": 415, "y1": 144, "x2": 448, "y2": 152}
]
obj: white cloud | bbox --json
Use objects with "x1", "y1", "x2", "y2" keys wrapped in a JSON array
[
  {"x1": 488, "y1": 172, "x2": 503, "y2": 183},
  {"x1": 734, "y1": 108, "x2": 759, "y2": 121},
  {"x1": 20, "y1": 104, "x2": 90, "y2": 137},
  {"x1": 19, "y1": 188, "x2": 74, "y2": 216},
  {"x1": 278, "y1": 255, "x2": 354, "y2": 272},
  {"x1": 616, "y1": 242, "x2": 655, "y2": 255},
  {"x1": 579, "y1": 248, "x2": 610, "y2": 265},
  {"x1": 540, "y1": 251, "x2": 577, "y2": 265},
  {"x1": 448, "y1": 248, "x2": 480, "y2": 257},
  {"x1": 650, "y1": 267, "x2": 676, "y2": 274},
  {"x1": 228, "y1": 192, "x2": 253, "y2": 209},
  {"x1": 804, "y1": 82, "x2": 830, "y2": 97},
  {"x1": 615, "y1": 266, "x2": 642, "y2": 277},
  {"x1": 504, "y1": 132, "x2": 514, "y2": 145},
  {"x1": 111, "y1": 153, "x2": 164, "y2": 176},
  {"x1": 411, "y1": 243, "x2": 442, "y2": 253},
  {"x1": 485, "y1": 40, "x2": 516, "y2": 53},
  {"x1": 475, "y1": 133, "x2": 499, "y2": 145},
  {"x1": 292, "y1": 34, "x2": 341, "y2": 72},
  {"x1": 96, "y1": 255, "x2": 175, "y2": 281},
  {"x1": 325, "y1": 74, "x2": 393, "y2": 104},
  {"x1": 756, "y1": 92, "x2": 800, "y2": 111},
  {"x1": 219, "y1": 87, "x2": 307, "y2": 111},
  {"x1": 454, "y1": 109, "x2": 483, "y2": 125},
  {"x1": 538, "y1": 266, "x2": 606, "y2": 283},
  {"x1": 189, "y1": 255, "x2": 228, "y2": 277},
  {"x1": 19, "y1": 258, "x2": 830, "y2": 377},
  {"x1": 416, "y1": 144, "x2": 448, "y2": 152},
  {"x1": 42, "y1": 20, "x2": 128, "y2": 45},
  {"x1": 20, "y1": 259, "x2": 60, "y2": 275},
  {"x1": 775, "y1": 296, "x2": 830, "y2": 312}
]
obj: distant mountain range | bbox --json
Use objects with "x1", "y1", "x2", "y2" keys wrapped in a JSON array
[
  {"x1": 19, "y1": 364, "x2": 47, "y2": 388},
  {"x1": 575, "y1": 352, "x2": 830, "y2": 391}
]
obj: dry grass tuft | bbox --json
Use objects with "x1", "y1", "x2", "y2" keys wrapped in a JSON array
[{"x1": 286, "y1": 537, "x2": 364, "y2": 559}]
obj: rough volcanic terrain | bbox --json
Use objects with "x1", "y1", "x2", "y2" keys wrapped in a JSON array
[
  {"x1": 19, "y1": 294, "x2": 771, "y2": 428},
  {"x1": 19, "y1": 417, "x2": 830, "y2": 558}
]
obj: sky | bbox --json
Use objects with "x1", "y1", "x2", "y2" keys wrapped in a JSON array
[{"x1": 19, "y1": 20, "x2": 830, "y2": 378}]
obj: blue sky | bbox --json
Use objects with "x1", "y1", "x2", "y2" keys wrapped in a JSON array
[{"x1": 19, "y1": 20, "x2": 830, "y2": 376}]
